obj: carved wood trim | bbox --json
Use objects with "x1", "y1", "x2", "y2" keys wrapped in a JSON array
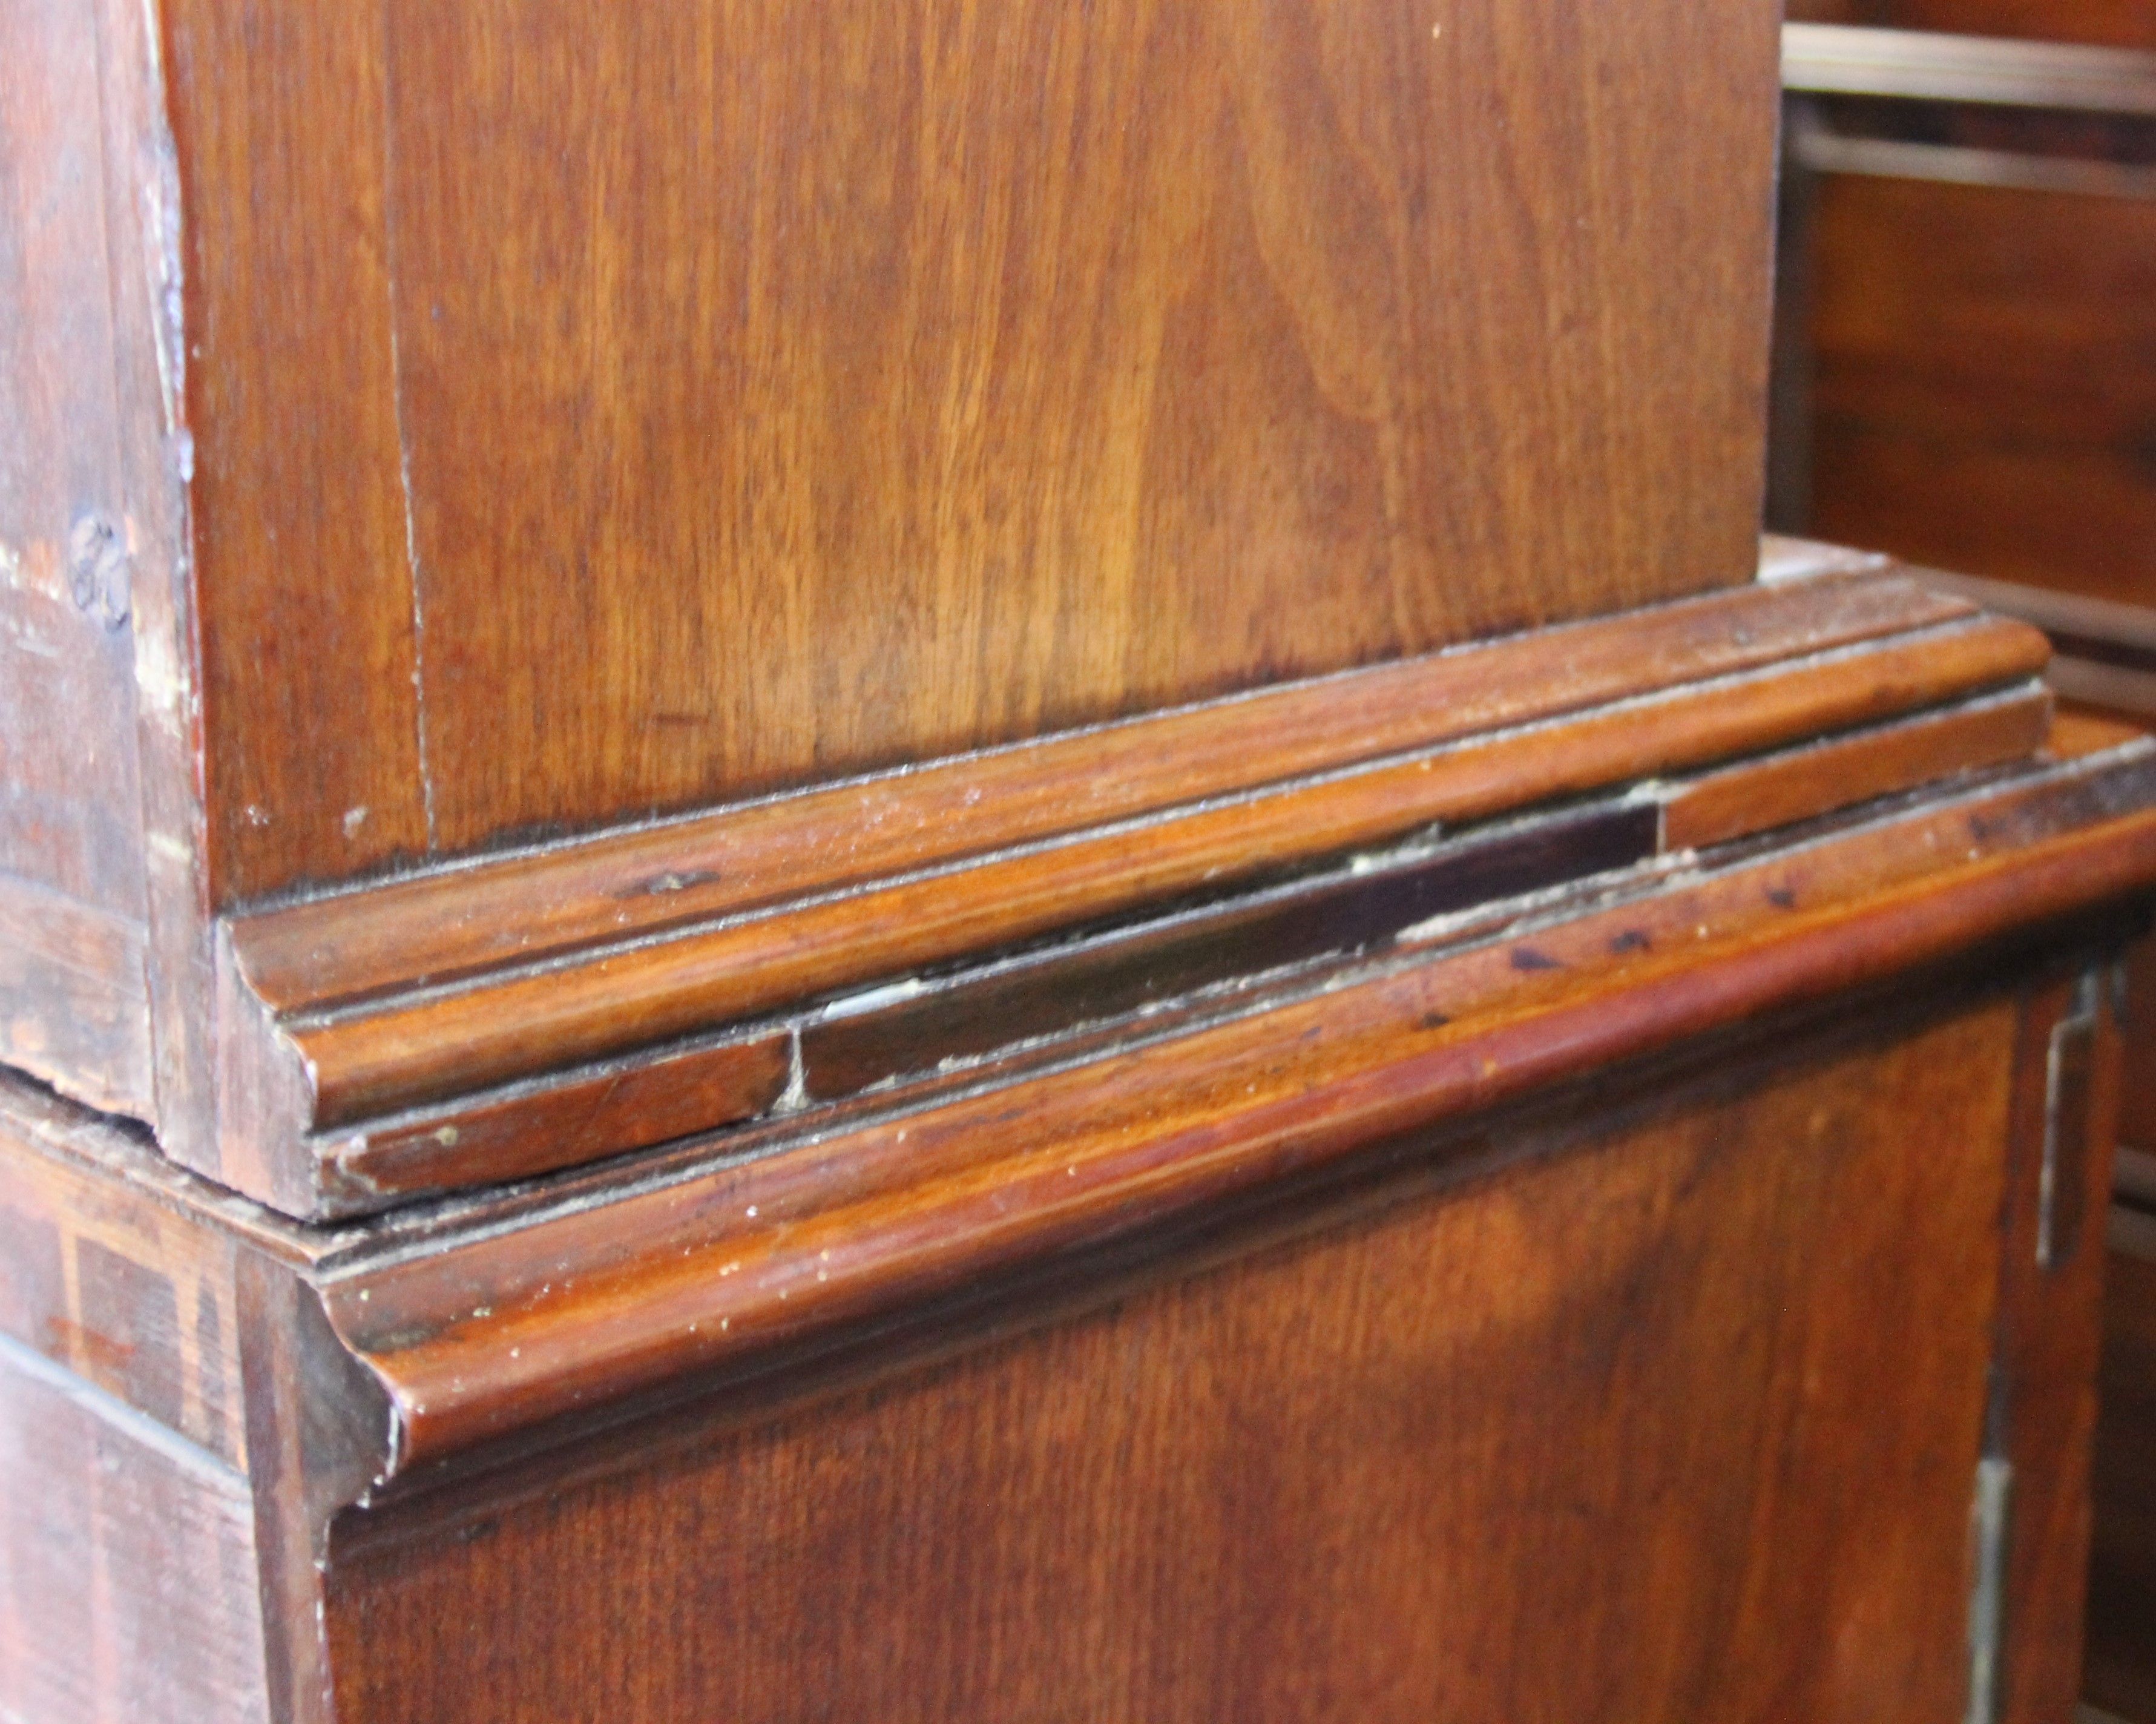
[
  {"x1": 305, "y1": 730, "x2": 2156, "y2": 1476},
  {"x1": 202, "y1": 570, "x2": 2062, "y2": 1218}
]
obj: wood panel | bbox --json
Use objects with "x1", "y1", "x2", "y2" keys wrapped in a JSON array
[
  {"x1": 229, "y1": 573, "x2": 1981, "y2": 1017},
  {"x1": 0, "y1": 0, "x2": 154, "y2": 1115},
  {"x1": 156, "y1": 0, "x2": 429, "y2": 898},
  {"x1": 0, "y1": 1063, "x2": 273, "y2": 1469},
  {"x1": 0, "y1": 875, "x2": 150, "y2": 1119},
  {"x1": 152, "y1": 0, "x2": 1783, "y2": 904},
  {"x1": 322, "y1": 1004, "x2": 2012, "y2": 1724},
  {"x1": 0, "y1": 1338, "x2": 268, "y2": 1724},
  {"x1": 1787, "y1": 1, "x2": 2156, "y2": 51},
  {"x1": 1806, "y1": 172, "x2": 2156, "y2": 609},
  {"x1": 1985, "y1": 972, "x2": 2125, "y2": 1724},
  {"x1": 264, "y1": 612, "x2": 2040, "y2": 1124}
]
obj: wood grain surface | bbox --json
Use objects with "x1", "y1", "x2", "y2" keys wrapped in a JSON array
[
  {"x1": 321, "y1": 1003, "x2": 2014, "y2": 1724},
  {"x1": 1799, "y1": 170, "x2": 2156, "y2": 609},
  {"x1": 203, "y1": 578, "x2": 2054, "y2": 1219},
  {"x1": 0, "y1": 0, "x2": 154, "y2": 1117},
  {"x1": 311, "y1": 734, "x2": 2156, "y2": 1467},
  {"x1": 151, "y1": 0, "x2": 1783, "y2": 903},
  {"x1": 1988, "y1": 972, "x2": 2125, "y2": 1724},
  {"x1": 1660, "y1": 682, "x2": 2051, "y2": 850},
  {"x1": 0, "y1": 1338, "x2": 268, "y2": 1724},
  {"x1": 0, "y1": 1064, "x2": 276, "y2": 1469},
  {"x1": 269, "y1": 616, "x2": 2046, "y2": 1122},
  {"x1": 0, "y1": 874, "x2": 150, "y2": 1118},
  {"x1": 230, "y1": 573, "x2": 1980, "y2": 1016}
]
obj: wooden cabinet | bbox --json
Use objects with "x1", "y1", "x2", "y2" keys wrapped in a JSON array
[
  {"x1": 1770, "y1": 19, "x2": 2156, "y2": 1715},
  {"x1": 6, "y1": 1, "x2": 2156, "y2": 1719}
]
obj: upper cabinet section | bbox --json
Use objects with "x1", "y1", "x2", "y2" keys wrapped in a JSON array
[{"x1": 153, "y1": 0, "x2": 1786, "y2": 902}]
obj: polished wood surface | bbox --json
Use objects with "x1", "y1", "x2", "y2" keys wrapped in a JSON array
[
  {"x1": 0, "y1": 700, "x2": 2147, "y2": 1722},
  {"x1": 208, "y1": 568, "x2": 2052, "y2": 1219},
  {"x1": 1804, "y1": 174, "x2": 2156, "y2": 607},
  {"x1": 148, "y1": 0, "x2": 1785, "y2": 907},
  {"x1": 1770, "y1": 23, "x2": 2156, "y2": 614},
  {"x1": 315, "y1": 729, "x2": 2156, "y2": 1466},
  {"x1": 322, "y1": 1005, "x2": 2022, "y2": 1724},
  {"x1": 1658, "y1": 682, "x2": 2051, "y2": 851},
  {"x1": 9, "y1": 1, "x2": 2156, "y2": 1714},
  {"x1": 1769, "y1": 34, "x2": 2156, "y2": 1709},
  {"x1": 2, "y1": 0, "x2": 1792, "y2": 1160},
  {"x1": 230, "y1": 573, "x2": 1982, "y2": 1016}
]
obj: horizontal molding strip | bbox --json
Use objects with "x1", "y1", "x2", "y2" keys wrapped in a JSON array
[
  {"x1": 1783, "y1": 22, "x2": 2156, "y2": 116},
  {"x1": 232, "y1": 573, "x2": 1973, "y2": 1012},
  {"x1": 308, "y1": 683, "x2": 2052, "y2": 1214},
  {"x1": 287, "y1": 616, "x2": 2046, "y2": 1123},
  {"x1": 1791, "y1": 131, "x2": 2156, "y2": 201},
  {"x1": 213, "y1": 570, "x2": 2055, "y2": 1219},
  {"x1": 317, "y1": 734, "x2": 2156, "y2": 1474}
]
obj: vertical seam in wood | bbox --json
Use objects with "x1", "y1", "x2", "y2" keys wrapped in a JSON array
[{"x1": 379, "y1": 0, "x2": 436, "y2": 855}]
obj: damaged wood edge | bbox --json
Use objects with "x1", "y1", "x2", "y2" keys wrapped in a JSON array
[
  {"x1": 304, "y1": 739, "x2": 2156, "y2": 1475},
  {"x1": 220, "y1": 615, "x2": 2047, "y2": 1137},
  {"x1": 0, "y1": 870, "x2": 154, "y2": 1116},
  {"x1": 212, "y1": 639, "x2": 2057, "y2": 1220},
  {"x1": 94, "y1": 0, "x2": 223, "y2": 1181},
  {"x1": 1658, "y1": 682, "x2": 2052, "y2": 851},
  {"x1": 794, "y1": 684, "x2": 2059, "y2": 1104},
  {"x1": 226, "y1": 568, "x2": 1976, "y2": 1015},
  {"x1": 307, "y1": 799, "x2": 1663, "y2": 1216}
]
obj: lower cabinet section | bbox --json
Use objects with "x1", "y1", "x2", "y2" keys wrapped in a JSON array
[
  {"x1": 0, "y1": 747, "x2": 2140, "y2": 1722},
  {"x1": 322, "y1": 1001, "x2": 2036, "y2": 1724}
]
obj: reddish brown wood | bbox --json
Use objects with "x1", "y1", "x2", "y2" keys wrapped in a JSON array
[
  {"x1": 5, "y1": 5, "x2": 2155, "y2": 1716},
  {"x1": 319, "y1": 1032, "x2": 794, "y2": 1209},
  {"x1": 793, "y1": 800, "x2": 1661, "y2": 1110},
  {"x1": 0, "y1": 875, "x2": 150, "y2": 1118},
  {"x1": 1801, "y1": 173, "x2": 2156, "y2": 610},
  {"x1": 0, "y1": 1064, "x2": 286, "y2": 1468},
  {"x1": 316, "y1": 737, "x2": 2156, "y2": 1466},
  {"x1": 150, "y1": 0, "x2": 1784, "y2": 905},
  {"x1": 231, "y1": 572, "x2": 1978, "y2": 1016},
  {"x1": 3, "y1": 0, "x2": 1795, "y2": 1155},
  {"x1": 1982, "y1": 972, "x2": 2125, "y2": 1724},
  {"x1": 0, "y1": 0, "x2": 154, "y2": 1120},
  {"x1": 168, "y1": 585, "x2": 2057, "y2": 1220},
  {"x1": 159, "y1": 0, "x2": 430, "y2": 895},
  {"x1": 2118, "y1": 934, "x2": 2156, "y2": 1151},
  {"x1": 2088, "y1": 1229, "x2": 2156, "y2": 1722},
  {"x1": 90, "y1": 0, "x2": 221, "y2": 1189},
  {"x1": 0, "y1": 1338, "x2": 268, "y2": 1724},
  {"x1": 1661, "y1": 683, "x2": 2051, "y2": 850},
  {"x1": 1787, "y1": 0, "x2": 2156, "y2": 50},
  {"x1": 223, "y1": 604, "x2": 2046, "y2": 1200},
  {"x1": 1, "y1": 716, "x2": 2152, "y2": 1723},
  {"x1": 321, "y1": 1004, "x2": 2016, "y2": 1724},
  {"x1": 318, "y1": 668, "x2": 2065, "y2": 1215}
]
